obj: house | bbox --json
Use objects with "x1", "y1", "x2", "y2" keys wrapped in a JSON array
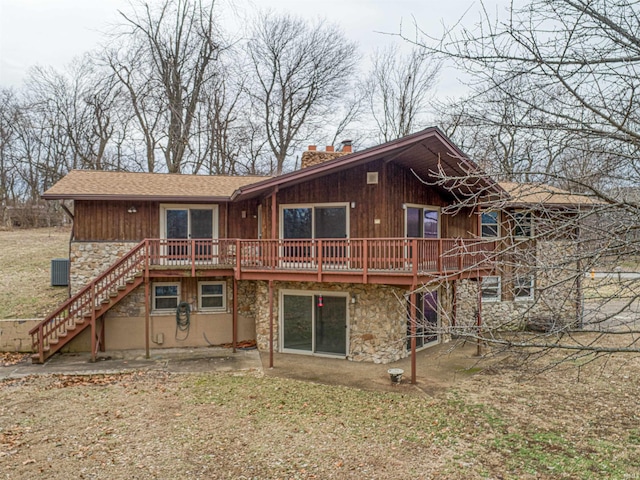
[
  {"x1": 456, "y1": 181, "x2": 599, "y2": 333},
  {"x1": 33, "y1": 127, "x2": 592, "y2": 371}
]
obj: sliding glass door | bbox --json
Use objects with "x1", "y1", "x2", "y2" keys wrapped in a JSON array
[{"x1": 282, "y1": 292, "x2": 347, "y2": 356}]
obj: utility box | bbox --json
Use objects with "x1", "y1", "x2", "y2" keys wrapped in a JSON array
[{"x1": 51, "y1": 258, "x2": 69, "y2": 287}]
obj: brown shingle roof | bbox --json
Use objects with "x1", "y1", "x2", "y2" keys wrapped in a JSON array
[
  {"x1": 42, "y1": 170, "x2": 270, "y2": 201},
  {"x1": 499, "y1": 182, "x2": 599, "y2": 207}
]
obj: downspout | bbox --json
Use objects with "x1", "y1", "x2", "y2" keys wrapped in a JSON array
[
  {"x1": 61, "y1": 201, "x2": 74, "y2": 298},
  {"x1": 144, "y1": 239, "x2": 150, "y2": 359}
]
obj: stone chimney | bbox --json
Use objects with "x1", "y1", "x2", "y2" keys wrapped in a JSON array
[{"x1": 300, "y1": 141, "x2": 353, "y2": 169}]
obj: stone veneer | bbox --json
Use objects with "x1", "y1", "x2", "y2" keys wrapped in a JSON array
[
  {"x1": 456, "y1": 240, "x2": 579, "y2": 331},
  {"x1": 253, "y1": 281, "x2": 452, "y2": 364},
  {"x1": 69, "y1": 241, "x2": 138, "y2": 295}
]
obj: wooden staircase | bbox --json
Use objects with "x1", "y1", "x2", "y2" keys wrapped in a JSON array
[{"x1": 30, "y1": 240, "x2": 148, "y2": 363}]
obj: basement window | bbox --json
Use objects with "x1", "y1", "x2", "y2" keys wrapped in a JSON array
[
  {"x1": 514, "y1": 276, "x2": 535, "y2": 301},
  {"x1": 153, "y1": 283, "x2": 180, "y2": 311},
  {"x1": 198, "y1": 281, "x2": 226, "y2": 311},
  {"x1": 481, "y1": 276, "x2": 501, "y2": 302}
]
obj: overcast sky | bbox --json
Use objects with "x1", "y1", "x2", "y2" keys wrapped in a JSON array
[{"x1": 0, "y1": 0, "x2": 506, "y2": 97}]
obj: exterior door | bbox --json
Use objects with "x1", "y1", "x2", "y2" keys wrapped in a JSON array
[
  {"x1": 407, "y1": 290, "x2": 439, "y2": 349},
  {"x1": 282, "y1": 293, "x2": 347, "y2": 356},
  {"x1": 162, "y1": 206, "x2": 217, "y2": 260}
]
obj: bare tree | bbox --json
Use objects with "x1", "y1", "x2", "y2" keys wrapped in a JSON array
[
  {"x1": 107, "y1": 0, "x2": 223, "y2": 173},
  {"x1": 364, "y1": 45, "x2": 440, "y2": 142},
  {"x1": 398, "y1": 0, "x2": 640, "y2": 365},
  {"x1": 246, "y1": 12, "x2": 358, "y2": 175}
]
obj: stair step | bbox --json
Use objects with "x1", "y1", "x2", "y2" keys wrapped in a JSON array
[
  {"x1": 109, "y1": 291, "x2": 119, "y2": 298},
  {"x1": 117, "y1": 285, "x2": 127, "y2": 291}
]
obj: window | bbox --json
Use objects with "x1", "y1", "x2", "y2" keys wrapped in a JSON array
[
  {"x1": 481, "y1": 211, "x2": 499, "y2": 238},
  {"x1": 153, "y1": 283, "x2": 180, "y2": 311},
  {"x1": 405, "y1": 205, "x2": 439, "y2": 239},
  {"x1": 513, "y1": 211, "x2": 533, "y2": 237},
  {"x1": 514, "y1": 276, "x2": 534, "y2": 300},
  {"x1": 198, "y1": 281, "x2": 226, "y2": 311},
  {"x1": 481, "y1": 276, "x2": 501, "y2": 302}
]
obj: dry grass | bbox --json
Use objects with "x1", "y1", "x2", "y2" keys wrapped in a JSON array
[
  {"x1": 0, "y1": 227, "x2": 70, "y2": 319},
  {"x1": 2, "y1": 346, "x2": 639, "y2": 479}
]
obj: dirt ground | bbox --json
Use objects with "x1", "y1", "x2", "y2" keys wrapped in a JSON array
[{"x1": 1, "y1": 339, "x2": 639, "y2": 479}]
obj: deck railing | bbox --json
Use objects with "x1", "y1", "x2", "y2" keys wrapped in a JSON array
[{"x1": 144, "y1": 237, "x2": 495, "y2": 275}]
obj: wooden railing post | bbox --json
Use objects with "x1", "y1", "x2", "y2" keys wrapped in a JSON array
[
  {"x1": 412, "y1": 239, "x2": 418, "y2": 282},
  {"x1": 191, "y1": 239, "x2": 196, "y2": 277},
  {"x1": 363, "y1": 239, "x2": 368, "y2": 282},
  {"x1": 437, "y1": 239, "x2": 443, "y2": 273},
  {"x1": 38, "y1": 324, "x2": 44, "y2": 363},
  {"x1": 317, "y1": 239, "x2": 323, "y2": 282},
  {"x1": 90, "y1": 281, "x2": 96, "y2": 363},
  {"x1": 235, "y1": 239, "x2": 241, "y2": 279}
]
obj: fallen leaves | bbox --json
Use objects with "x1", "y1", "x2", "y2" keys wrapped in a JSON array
[{"x1": 0, "y1": 352, "x2": 29, "y2": 366}]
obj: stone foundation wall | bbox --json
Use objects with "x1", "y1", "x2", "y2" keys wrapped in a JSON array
[
  {"x1": 70, "y1": 242, "x2": 138, "y2": 294},
  {"x1": 456, "y1": 240, "x2": 579, "y2": 331},
  {"x1": 254, "y1": 281, "x2": 452, "y2": 364}
]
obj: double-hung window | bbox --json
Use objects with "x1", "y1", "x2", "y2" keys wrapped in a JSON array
[
  {"x1": 513, "y1": 211, "x2": 533, "y2": 238},
  {"x1": 198, "y1": 281, "x2": 226, "y2": 311},
  {"x1": 481, "y1": 276, "x2": 501, "y2": 302},
  {"x1": 514, "y1": 276, "x2": 534, "y2": 301},
  {"x1": 481, "y1": 211, "x2": 499, "y2": 238},
  {"x1": 153, "y1": 283, "x2": 180, "y2": 311}
]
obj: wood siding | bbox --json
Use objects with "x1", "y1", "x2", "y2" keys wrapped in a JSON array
[
  {"x1": 74, "y1": 200, "x2": 160, "y2": 241},
  {"x1": 73, "y1": 161, "x2": 478, "y2": 242},
  {"x1": 262, "y1": 160, "x2": 478, "y2": 239}
]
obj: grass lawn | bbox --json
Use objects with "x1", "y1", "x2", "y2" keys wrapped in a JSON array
[{"x1": 0, "y1": 227, "x2": 70, "y2": 319}]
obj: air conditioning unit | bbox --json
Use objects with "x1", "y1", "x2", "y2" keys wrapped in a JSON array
[{"x1": 51, "y1": 258, "x2": 69, "y2": 287}]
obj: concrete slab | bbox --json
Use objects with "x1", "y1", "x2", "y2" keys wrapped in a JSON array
[
  {"x1": 1, "y1": 341, "x2": 491, "y2": 394},
  {"x1": 0, "y1": 347, "x2": 262, "y2": 379}
]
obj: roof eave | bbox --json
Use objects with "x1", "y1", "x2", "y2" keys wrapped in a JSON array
[{"x1": 41, "y1": 194, "x2": 232, "y2": 203}]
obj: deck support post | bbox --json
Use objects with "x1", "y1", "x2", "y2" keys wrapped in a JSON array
[
  {"x1": 268, "y1": 279, "x2": 274, "y2": 368},
  {"x1": 232, "y1": 277, "x2": 238, "y2": 353},
  {"x1": 476, "y1": 277, "x2": 483, "y2": 357},
  {"x1": 144, "y1": 241, "x2": 150, "y2": 360},
  {"x1": 90, "y1": 282, "x2": 96, "y2": 363},
  {"x1": 410, "y1": 285, "x2": 417, "y2": 385}
]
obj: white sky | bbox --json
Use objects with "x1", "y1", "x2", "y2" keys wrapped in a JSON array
[{"x1": 0, "y1": 0, "x2": 507, "y2": 97}]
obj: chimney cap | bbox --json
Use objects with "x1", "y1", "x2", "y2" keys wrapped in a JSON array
[{"x1": 341, "y1": 139, "x2": 353, "y2": 146}]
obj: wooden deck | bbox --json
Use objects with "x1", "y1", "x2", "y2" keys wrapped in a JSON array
[{"x1": 146, "y1": 237, "x2": 496, "y2": 285}]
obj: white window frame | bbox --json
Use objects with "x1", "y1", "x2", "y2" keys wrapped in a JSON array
[
  {"x1": 514, "y1": 275, "x2": 535, "y2": 301},
  {"x1": 152, "y1": 282, "x2": 180, "y2": 312},
  {"x1": 481, "y1": 211, "x2": 500, "y2": 238},
  {"x1": 512, "y1": 210, "x2": 533, "y2": 238},
  {"x1": 159, "y1": 204, "x2": 219, "y2": 240},
  {"x1": 481, "y1": 276, "x2": 501, "y2": 302},
  {"x1": 198, "y1": 281, "x2": 227, "y2": 312}
]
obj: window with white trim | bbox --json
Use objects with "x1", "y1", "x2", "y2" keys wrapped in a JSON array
[
  {"x1": 153, "y1": 283, "x2": 180, "y2": 311},
  {"x1": 513, "y1": 211, "x2": 533, "y2": 238},
  {"x1": 481, "y1": 211, "x2": 499, "y2": 238},
  {"x1": 514, "y1": 276, "x2": 534, "y2": 300},
  {"x1": 198, "y1": 281, "x2": 226, "y2": 311},
  {"x1": 481, "y1": 276, "x2": 501, "y2": 302}
]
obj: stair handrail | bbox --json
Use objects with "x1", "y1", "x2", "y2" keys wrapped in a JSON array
[{"x1": 29, "y1": 239, "x2": 149, "y2": 361}]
